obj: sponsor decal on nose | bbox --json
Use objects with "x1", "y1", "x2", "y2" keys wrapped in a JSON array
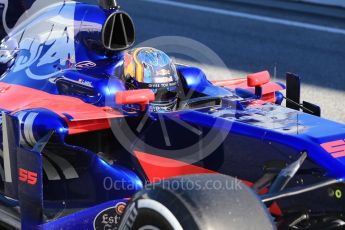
[{"x1": 321, "y1": 139, "x2": 345, "y2": 158}]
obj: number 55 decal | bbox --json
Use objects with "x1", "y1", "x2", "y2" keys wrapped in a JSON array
[{"x1": 19, "y1": 168, "x2": 38, "y2": 185}]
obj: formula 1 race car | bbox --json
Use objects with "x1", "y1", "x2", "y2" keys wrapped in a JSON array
[{"x1": 0, "y1": 0, "x2": 344, "y2": 229}]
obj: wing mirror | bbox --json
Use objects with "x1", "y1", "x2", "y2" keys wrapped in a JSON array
[
  {"x1": 116, "y1": 89, "x2": 155, "y2": 111},
  {"x1": 247, "y1": 71, "x2": 270, "y2": 97},
  {"x1": 247, "y1": 71, "x2": 270, "y2": 87}
]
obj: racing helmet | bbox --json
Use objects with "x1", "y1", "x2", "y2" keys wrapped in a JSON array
[{"x1": 123, "y1": 47, "x2": 179, "y2": 112}]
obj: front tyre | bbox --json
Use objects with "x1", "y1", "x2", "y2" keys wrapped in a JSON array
[{"x1": 120, "y1": 174, "x2": 275, "y2": 230}]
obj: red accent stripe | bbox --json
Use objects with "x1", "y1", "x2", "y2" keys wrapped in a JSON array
[
  {"x1": 211, "y1": 78, "x2": 247, "y2": 89},
  {"x1": 134, "y1": 151, "x2": 216, "y2": 182},
  {"x1": 212, "y1": 78, "x2": 284, "y2": 103},
  {"x1": 0, "y1": 82, "x2": 123, "y2": 134},
  {"x1": 260, "y1": 92, "x2": 275, "y2": 103},
  {"x1": 135, "y1": 151, "x2": 283, "y2": 216},
  {"x1": 244, "y1": 82, "x2": 284, "y2": 96},
  {"x1": 67, "y1": 119, "x2": 112, "y2": 135}
]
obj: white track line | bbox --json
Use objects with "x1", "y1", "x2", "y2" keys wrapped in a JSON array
[{"x1": 143, "y1": 0, "x2": 345, "y2": 36}]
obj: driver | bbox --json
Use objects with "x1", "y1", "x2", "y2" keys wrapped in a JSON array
[{"x1": 122, "y1": 47, "x2": 179, "y2": 112}]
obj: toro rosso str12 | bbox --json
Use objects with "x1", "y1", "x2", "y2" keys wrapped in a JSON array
[{"x1": 0, "y1": 0, "x2": 344, "y2": 229}]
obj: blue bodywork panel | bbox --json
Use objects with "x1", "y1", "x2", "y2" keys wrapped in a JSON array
[{"x1": 0, "y1": 1, "x2": 344, "y2": 229}]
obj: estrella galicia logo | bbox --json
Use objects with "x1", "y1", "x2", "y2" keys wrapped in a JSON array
[{"x1": 93, "y1": 202, "x2": 126, "y2": 230}]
